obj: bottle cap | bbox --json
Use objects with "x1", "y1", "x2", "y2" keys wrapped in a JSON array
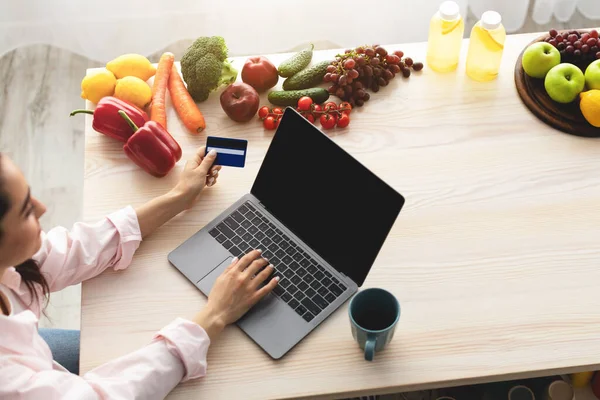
[
  {"x1": 481, "y1": 11, "x2": 502, "y2": 30},
  {"x1": 439, "y1": 1, "x2": 460, "y2": 21}
]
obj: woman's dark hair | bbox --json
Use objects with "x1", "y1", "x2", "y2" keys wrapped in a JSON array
[{"x1": 0, "y1": 153, "x2": 49, "y2": 307}]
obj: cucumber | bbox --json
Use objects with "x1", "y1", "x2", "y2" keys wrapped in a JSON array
[
  {"x1": 282, "y1": 60, "x2": 331, "y2": 91},
  {"x1": 268, "y1": 88, "x2": 329, "y2": 107},
  {"x1": 278, "y1": 44, "x2": 314, "y2": 78}
]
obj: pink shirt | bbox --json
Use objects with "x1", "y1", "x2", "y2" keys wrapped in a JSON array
[{"x1": 0, "y1": 206, "x2": 210, "y2": 400}]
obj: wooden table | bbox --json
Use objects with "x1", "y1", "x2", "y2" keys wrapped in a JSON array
[{"x1": 82, "y1": 32, "x2": 600, "y2": 399}]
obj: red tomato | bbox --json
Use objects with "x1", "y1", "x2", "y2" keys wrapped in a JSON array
[
  {"x1": 241, "y1": 56, "x2": 279, "y2": 92},
  {"x1": 272, "y1": 107, "x2": 284, "y2": 115},
  {"x1": 263, "y1": 116, "x2": 278, "y2": 130},
  {"x1": 320, "y1": 113, "x2": 337, "y2": 129},
  {"x1": 338, "y1": 102, "x2": 352, "y2": 115},
  {"x1": 324, "y1": 102, "x2": 338, "y2": 112},
  {"x1": 311, "y1": 104, "x2": 323, "y2": 118},
  {"x1": 336, "y1": 113, "x2": 350, "y2": 128},
  {"x1": 304, "y1": 113, "x2": 315, "y2": 124},
  {"x1": 297, "y1": 96, "x2": 313, "y2": 111},
  {"x1": 258, "y1": 106, "x2": 270, "y2": 119}
]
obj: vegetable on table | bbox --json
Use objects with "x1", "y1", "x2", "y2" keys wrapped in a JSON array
[
  {"x1": 168, "y1": 65, "x2": 206, "y2": 134},
  {"x1": 282, "y1": 60, "x2": 331, "y2": 90},
  {"x1": 180, "y1": 36, "x2": 238, "y2": 102},
  {"x1": 150, "y1": 52, "x2": 175, "y2": 128},
  {"x1": 268, "y1": 88, "x2": 329, "y2": 106},
  {"x1": 118, "y1": 110, "x2": 182, "y2": 178},
  {"x1": 278, "y1": 44, "x2": 314, "y2": 77},
  {"x1": 70, "y1": 96, "x2": 148, "y2": 142}
]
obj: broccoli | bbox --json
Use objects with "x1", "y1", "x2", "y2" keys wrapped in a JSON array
[{"x1": 180, "y1": 36, "x2": 238, "y2": 102}]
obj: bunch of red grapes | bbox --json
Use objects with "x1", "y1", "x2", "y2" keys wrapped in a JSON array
[
  {"x1": 323, "y1": 45, "x2": 423, "y2": 107},
  {"x1": 545, "y1": 29, "x2": 600, "y2": 62}
]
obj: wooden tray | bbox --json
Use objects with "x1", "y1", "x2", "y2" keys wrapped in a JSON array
[{"x1": 514, "y1": 32, "x2": 600, "y2": 138}]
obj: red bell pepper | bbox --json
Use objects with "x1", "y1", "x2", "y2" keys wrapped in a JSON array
[
  {"x1": 70, "y1": 97, "x2": 148, "y2": 142},
  {"x1": 118, "y1": 110, "x2": 182, "y2": 178}
]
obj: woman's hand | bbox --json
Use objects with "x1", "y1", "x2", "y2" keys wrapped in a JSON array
[
  {"x1": 193, "y1": 250, "x2": 279, "y2": 340},
  {"x1": 136, "y1": 147, "x2": 223, "y2": 238},
  {"x1": 172, "y1": 146, "x2": 222, "y2": 209}
]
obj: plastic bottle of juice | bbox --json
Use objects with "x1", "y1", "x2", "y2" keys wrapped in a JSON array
[
  {"x1": 465, "y1": 11, "x2": 506, "y2": 81},
  {"x1": 426, "y1": 1, "x2": 465, "y2": 72}
]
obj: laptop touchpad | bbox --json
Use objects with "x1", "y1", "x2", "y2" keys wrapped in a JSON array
[{"x1": 197, "y1": 257, "x2": 233, "y2": 294}]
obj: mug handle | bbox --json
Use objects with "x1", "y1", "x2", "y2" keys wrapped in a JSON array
[{"x1": 364, "y1": 334, "x2": 376, "y2": 361}]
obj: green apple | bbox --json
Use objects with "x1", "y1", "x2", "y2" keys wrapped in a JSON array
[
  {"x1": 584, "y1": 59, "x2": 600, "y2": 89},
  {"x1": 544, "y1": 63, "x2": 585, "y2": 103},
  {"x1": 522, "y1": 42, "x2": 561, "y2": 78}
]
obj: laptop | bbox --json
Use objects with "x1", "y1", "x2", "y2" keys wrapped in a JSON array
[{"x1": 168, "y1": 108, "x2": 405, "y2": 359}]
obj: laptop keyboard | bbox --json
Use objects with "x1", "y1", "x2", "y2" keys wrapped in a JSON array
[{"x1": 209, "y1": 201, "x2": 347, "y2": 322}]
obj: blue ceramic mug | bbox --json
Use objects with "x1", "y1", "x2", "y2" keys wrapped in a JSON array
[{"x1": 349, "y1": 288, "x2": 400, "y2": 361}]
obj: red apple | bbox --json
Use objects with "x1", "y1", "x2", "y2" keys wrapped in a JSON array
[
  {"x1": 241, "y1": 56, "x2": 279, "y2": 92},
  {"x1": 220, "y1": 82, "x2": 260, "y2": 122}
]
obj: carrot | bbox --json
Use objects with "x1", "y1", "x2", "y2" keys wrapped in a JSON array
[
  {"x1": 168, "y1": 64, "x2": 206, "y2": 134},
  {"x1": 150, "y1": 52, "x2": 174, "y2": 129}
]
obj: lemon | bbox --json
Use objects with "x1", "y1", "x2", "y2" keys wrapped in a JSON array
[
  {"x1": 580, "y1": 90, "x2": 600, "y2": 127},
  {"x1": 81, "y1": 69, "x2": 116, "y2": 104},
  {"x1": 107, "y1": 54, "x2": 156, "y2": 81},
  {"x1": 114, "y1": 76, "x2": 152, "y2": 109},
  {"x1": 441, "y1": 19, "x2": 463, "y2": 35},
  {"x1": 474, "y1": 25, "x2": 504, "y2": 52}
]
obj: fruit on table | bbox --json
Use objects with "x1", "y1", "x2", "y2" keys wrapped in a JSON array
[
  {"x1": 69, "y1": 96, "x2": 148, "y2": 142},
  {"x1": 220, "y1": 82, "x2": 260, "y2": 122},
  {"x1": 584, "y1": 59, "x2": 600, "y2": 89},
  {"x1": 242, "y1": 56, "x2": 279, "y2": 92},
  {"x1": 268, "y1": 88, "x2": 329, "y2": 106},
  {"x1": 181, "y1": 36, "x2": 238, "y2": 102},
  {"x1": 325, "y1": 45, "x2": 421, "y2": 107},
  {"x1": 282, "y1": 60, "x2": 331, "y2": 90},
  {"x1": 545, "y1": 29, "x2": 600, "y2": 62},
  {"x1": 106, "y1": 54, "x2": 156, "y2": 81},
  {"x1": 118, "y1": 110, "x2": 182, "y2": 178},
  {"x1": 579, "y1": 90, "x2": 600, "y2": 127},
  {"x1": 278, "y1": 44, "x2": 314, "y2": 77},
  {"x1": 522, "y1": 42, "x2": 560, "y2": 78},
  {"x1": 80, "y1": 68, "x2": 117, "y2": 104},
  {"x1": 544, "y1": 63, "x2": 584, "y2": 103},
  {"x1": 114, "y1": 76, "x2": 152, "y2": 109}
]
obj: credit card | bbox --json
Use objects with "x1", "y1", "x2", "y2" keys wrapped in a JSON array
[{"x1": 206, "y1": 136, "x2": 248, "y2": 168}]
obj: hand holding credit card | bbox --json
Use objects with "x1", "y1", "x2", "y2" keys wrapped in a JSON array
[{"x1": 206, "y1": 136, "x2": 248, "y2": 168}]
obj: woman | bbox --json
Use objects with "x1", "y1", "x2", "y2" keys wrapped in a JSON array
[{"x1": 0, "y1": 148, "x2": 279, "y2": 399}]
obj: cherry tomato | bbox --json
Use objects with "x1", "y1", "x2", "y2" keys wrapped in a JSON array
[
  {"x1": 258, "y1": 106, "x2": 270, "y2": 119},
  {"x1": 320, "y1": 113, "x2": 337, "y2": 129},
  {"x1": 336, "y1": 113, "x2": 350, "y2": 128},
  {"x1": 272, "y1": 107, "x2": 284, "y2": 115},
  {"x1": 324, "y1": 102, "x2": 338, "y2": 112},
  {"x1": 297, "y1": 96, "x2": 313, "y2": 111},
  {"x1": 263, "y1": 116, "x2": 278, "y2": 130},
  {"x1": 338, "y1": 102, "x2": 352, "y2": 115},
  {"x1": 311, "y1": 103, "x2": 323, "y2": 118},
  {"x1": 304, "y1": 113, "x2": 315, "y2": 124}
]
